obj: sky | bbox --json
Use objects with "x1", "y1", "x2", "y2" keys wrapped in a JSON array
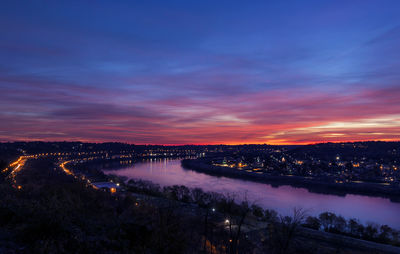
[{"x1": 1, "y1": 0, "x2": 400, "y2": 145}]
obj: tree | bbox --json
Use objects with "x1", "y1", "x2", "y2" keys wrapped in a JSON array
[
  {"x1": 348, "y1": 218, "x2": 362, "y2": 237},
  {"x1": 378, "y1": 225, "x2": 393, "y2": 243},
  {"x1": 303, "y1": 216, "x2": 321, "y2": 230},
  {"x1": 230, "y1": 201, "x2": 251, "y2": 254},
  {"x1": 333, "y1": 216, "x2": 347, "y2": 233},
  {"x1": 264, "y1": 209, "x2": 278, "y2": 223},
  {"x1": 319, "y1": 212, "x2": 337, "y2": 232},
  {"x1": 269, "y1": 208, "x2": 306, "y2": 254},
  {"x1": 219, "y1": 195, "x2": 251, "y2": 254},
  {"x1": 363, "y1": 223, "x2": 379, "y2": 240},
  {"x1": 251, "y1": 204, "x2": 264, "y2": 218},
  {"x1": 191, "y1": 187, "x2": 205, "y2": 205}
]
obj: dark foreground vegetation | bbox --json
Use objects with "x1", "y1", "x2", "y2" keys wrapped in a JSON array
[
  {"x1": 0, "y1": 160, "x2": 399, "y2": 253},
  {"x1": 1, "y1": 140, "x2": 400, "y2": 253},
  {"x1": 126, "y1": 179, "x2": 400, "y2": 247},
  {"x1": 1, "y1": 159, "x2": 213, "y2": 253}
]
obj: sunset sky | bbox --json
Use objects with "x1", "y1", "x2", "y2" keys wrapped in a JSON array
[{"x1": 1, "y1": 1, "x2": 400, "y2": 145}]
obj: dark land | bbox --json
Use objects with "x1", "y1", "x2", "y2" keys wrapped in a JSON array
[{"x1": 1, "y1": 141, "x2": 400, "y2": 253}]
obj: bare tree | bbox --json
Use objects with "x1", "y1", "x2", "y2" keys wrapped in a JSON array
[{"x1": 268, "y1": 208, "x2": 307, "y2": 254}]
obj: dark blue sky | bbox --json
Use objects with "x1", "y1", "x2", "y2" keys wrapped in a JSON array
[{"x1": 1, "y1": 1, "x2": 400, "y2": 144}]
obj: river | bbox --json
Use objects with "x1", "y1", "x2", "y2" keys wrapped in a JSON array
[{"x1": 104, "y1": 158, "x2": 400, "y2": 228}]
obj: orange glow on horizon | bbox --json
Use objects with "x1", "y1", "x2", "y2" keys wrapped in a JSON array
[{"x1": 1, "y1": 138, "x2": 399, "y2": 146}]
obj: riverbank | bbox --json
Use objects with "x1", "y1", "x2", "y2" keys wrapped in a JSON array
[
  {"x1": 181, "y1": 158, "x2": 400, "y2": 202},
  {"x1": 67, "y1": 157, "x2": 400, "y2": 251},
  {"x1": 123, "y1": 180, "x2": 400, "y2": 253},
  {"x1": 128, "y1": 192, "x2": 400, "y2": 254}
]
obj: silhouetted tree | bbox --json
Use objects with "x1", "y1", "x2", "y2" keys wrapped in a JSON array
[
  {"x1": 268, "y1": 208, "x2": 306, "y2": 254},
  {"x1": 319, "y1": 212, "x2": 337, "y2": 232},
  {"x1": 303, "y1": 216, "x2": 321, "y2": 230}
]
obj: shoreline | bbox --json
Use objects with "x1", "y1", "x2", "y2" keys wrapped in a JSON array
[{"x1": 181, "y1": 158, "x2": 400, "y2": 202}]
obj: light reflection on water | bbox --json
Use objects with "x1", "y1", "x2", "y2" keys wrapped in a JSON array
[{"x1": 104, "y1": 158, "x2": 400, "y2": 228}]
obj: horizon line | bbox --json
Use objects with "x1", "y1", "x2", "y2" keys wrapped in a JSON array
[{"x1": 1, "y1": 139, "x2": 399, "y2": 146}]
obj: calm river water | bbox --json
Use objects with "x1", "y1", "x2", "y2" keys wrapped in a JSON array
[{"x1": 104, "y1": 158, "x2": 400, "y2": 228}]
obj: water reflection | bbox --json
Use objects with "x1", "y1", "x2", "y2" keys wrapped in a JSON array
[{"x1": 104, "y1": 159, "x2": 400, "y2": 228}]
